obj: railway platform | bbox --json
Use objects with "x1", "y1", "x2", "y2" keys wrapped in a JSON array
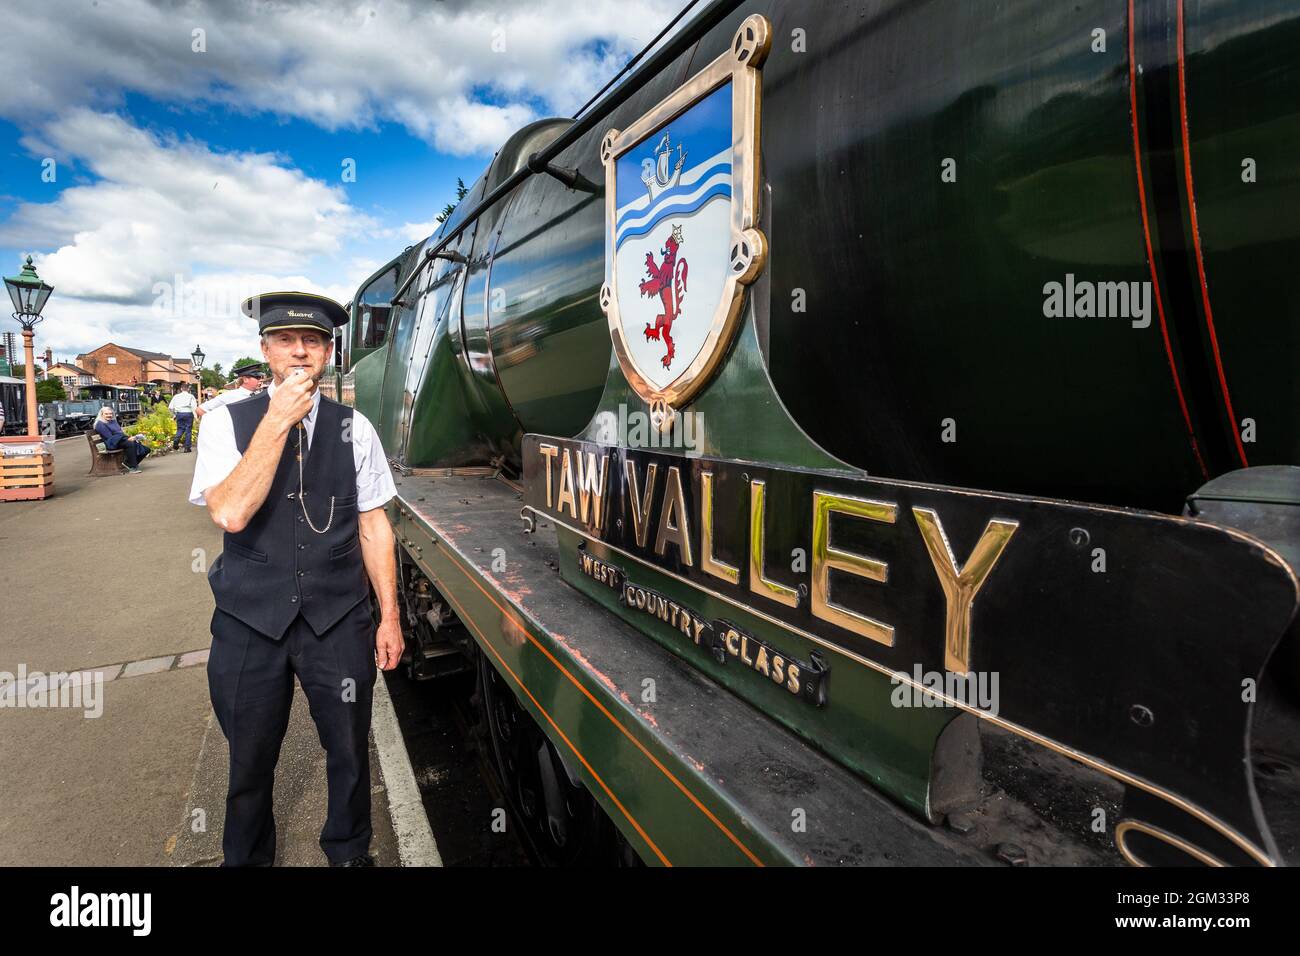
[{"x1": 0, "y1": 437, "x2": 434, "y2": 867}]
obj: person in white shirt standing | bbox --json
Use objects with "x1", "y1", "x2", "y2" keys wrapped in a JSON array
[
  {"x1": 196, "y1": 362, "x2": 265, "y2": 419},
  {"x1": 189, "y1": 290, "x2": 400, "y2": 867},
  {"x1": 168, "y1": 384, "x2": 198, "y2": 452}
]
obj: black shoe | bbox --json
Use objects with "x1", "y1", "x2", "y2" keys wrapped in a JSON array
[{"x1": 330, "y1": 854, "x2": 376, "y2": 867}]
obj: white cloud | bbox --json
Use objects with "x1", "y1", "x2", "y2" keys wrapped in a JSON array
[
  {"x1": 373, "y1": 219, "x2": 442, "y2": 244},
  {"x1": 36, "y1": 270, "x2": 366, "y2": 374},
  {"x1": 0, "y1": 0, "x2": 683, "y2": 156},
  {"x1": 0, "y1": 110, "x2": 375, "y2": 366},
  {"x1": 1, "y1": 109, "x2": 368, "y2": 304},
  {"x1": 0, "y1": 0, "x2": 691, "y2": 366}
]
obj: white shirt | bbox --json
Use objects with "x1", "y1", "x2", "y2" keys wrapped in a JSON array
[
  {"x1": 188, "y1": 381, "x2": 397, "y2": 513},
  {"x1": 199, "y1": 385, "x2": 259, "y2": 414},
  {"x1": 169, "y1": 391, "x2": 197, "y2": 413}
]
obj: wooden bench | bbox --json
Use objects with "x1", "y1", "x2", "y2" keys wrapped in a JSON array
[{"x1": 87, "y1": 431, "x2": 126, "y2": 476}]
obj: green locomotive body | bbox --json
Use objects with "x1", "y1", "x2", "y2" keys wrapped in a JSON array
[{"x1": 325, "y1": 0, "x2": 1300, "y2": 866}]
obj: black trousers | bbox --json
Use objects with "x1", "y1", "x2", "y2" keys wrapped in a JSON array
[
  {"x1": 123, "y1": 441, "x2": 149, "y2": 468},
  {"x1": 173, "y1": 412, "x2": 193, "y2": 451},
  {"x1": 206, "y1": 600, "x2": 376, "y2": 866}
]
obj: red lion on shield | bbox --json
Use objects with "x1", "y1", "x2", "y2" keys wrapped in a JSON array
[{"x1": 639, "y1": 224, "x2": 689, "y2": 368}]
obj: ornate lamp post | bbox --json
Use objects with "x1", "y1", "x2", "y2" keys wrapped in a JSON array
[
  {"x1": 4, "y1": 256, "x2": 54, "y2": 438},
  {"x1": 191, "y1": 344, "x2": 205, "y2": 397},
  {"x1": 2, "y1": 256, "x2": 56, "y2": 501}
]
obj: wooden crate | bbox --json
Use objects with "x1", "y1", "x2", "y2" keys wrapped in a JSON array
[
  {"x1": 0, "y1": 443, "x2": 54, "y2": 501},
  {"x1": 1, "y1": 454, "x2": 54, "y2": 483}
]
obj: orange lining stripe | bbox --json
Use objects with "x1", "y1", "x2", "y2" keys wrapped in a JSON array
[
  {"x1": 1128, "y1": 0, "x2": 1207, "y2": 478},
  {"x1": 1176, "y1": 0, "x2": 1249, "y2": 468},
  {"x1": 432, "y1": 568, "x2": 672, "y2": 866},
  {"x1": 436, "y1": 539, "x2": 765, "y2": 866}
]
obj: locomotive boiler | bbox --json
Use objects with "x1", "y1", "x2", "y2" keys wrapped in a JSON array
[{"x1": 327, "y1": 0, "x2": 1300, "y2": 866}]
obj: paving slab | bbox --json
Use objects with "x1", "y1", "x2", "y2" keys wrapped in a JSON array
[
  {"x1": 176, "y1": 649, "x2": 209, "y2": 668},
  {"x1": 121, "y1": 655, "x2": 175, "y2": 678}
]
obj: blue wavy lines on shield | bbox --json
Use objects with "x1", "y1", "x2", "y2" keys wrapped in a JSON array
[
  {"x1": 615, "y1": 183, "x2": 731, "y2": 249},
  {"x1": 615, "y1": 157, "x2": 731, "y2": 233}
]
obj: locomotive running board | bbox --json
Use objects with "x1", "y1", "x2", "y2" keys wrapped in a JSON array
[{"x1": 387, "y1": 471, "x2": 997, "y2": 866}]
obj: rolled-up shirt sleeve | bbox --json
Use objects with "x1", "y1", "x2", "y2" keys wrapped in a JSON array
[
  {"x1": 188, "y1": 406, "x2": 239, "y2": 506},
  {"x1": 349, "y1": 410, "x2": 397, "y2": 512}
]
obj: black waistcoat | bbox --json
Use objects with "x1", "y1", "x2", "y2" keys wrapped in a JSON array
[{"x1": 207, "y1": 392, "x2": 369, "y2": 639}]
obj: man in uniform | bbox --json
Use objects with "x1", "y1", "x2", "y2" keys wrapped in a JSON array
[
  {"x1": 189, "y1": 291, "x2": 403, "y2": 867},
  {"x1": 196, "y1": 361, "x2": 266, "y2": 419},
  {"x1": 168, "y1": 384, "x2": 197, "y2": 452}
]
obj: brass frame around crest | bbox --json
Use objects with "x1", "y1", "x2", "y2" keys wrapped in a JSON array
[{"x1": 600, "y1": 14, "x2": 771, "y2": 412}]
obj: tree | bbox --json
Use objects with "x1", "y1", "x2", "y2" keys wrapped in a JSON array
[
  {"x1": 35, "y1": 378, "x2": 67, "y2": 402},
  {"x1": 435, "y1": 177, "x2": 469, "y2": 224},
  {"x1": 200, "y1": 363, "x2": 225, "y2": 390}
]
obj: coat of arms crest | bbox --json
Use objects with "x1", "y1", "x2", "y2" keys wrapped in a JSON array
[{"x1": 600, "y1": 14, "x2": 771, "y2": 424}]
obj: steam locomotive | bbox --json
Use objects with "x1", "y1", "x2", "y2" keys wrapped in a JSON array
[
  {"x1": 324, "y1": 0, "x2": 1299, "y2": 866},
  {"x1": 0, "y1": 375, "x2": 26, "y2": 435},
  {"x1": 3, "y1": 375, "x2": 143, "y2": 437},
  {"x1": 48, "y1": 385, "x2": 143, "y2": 436}
]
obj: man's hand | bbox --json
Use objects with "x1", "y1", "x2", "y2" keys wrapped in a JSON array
[
  {"x1": 266, "y1": 367, "x2": 315, "y2": 430},
  {"x1": 374, "y1": 617, "x2": 403, "y2": 670}
]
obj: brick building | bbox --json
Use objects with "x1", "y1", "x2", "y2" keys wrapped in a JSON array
[{"x1": 76, "y1": 344, "x2": 197, "y2": 393}]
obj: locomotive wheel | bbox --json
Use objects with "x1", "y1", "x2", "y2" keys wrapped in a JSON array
[{"x1": 475, "y1": 650, "x2": 638, "y2": 866}]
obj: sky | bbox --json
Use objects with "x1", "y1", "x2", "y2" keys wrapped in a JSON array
[{"x1": 0, "y1": 0, "x2": 683, "y2": 374}]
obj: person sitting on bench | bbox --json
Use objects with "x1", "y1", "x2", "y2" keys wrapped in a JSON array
[{"x1": 93, "y1": 406, "x2": 150, "y2": 473}]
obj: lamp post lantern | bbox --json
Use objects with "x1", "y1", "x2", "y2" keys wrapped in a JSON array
[
  {"x1": 191, "y1": 344, "x2": 205, "y2": 392},
  {"x1": 4, "y1": 256, "x2": 54, "y2": 438}
]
